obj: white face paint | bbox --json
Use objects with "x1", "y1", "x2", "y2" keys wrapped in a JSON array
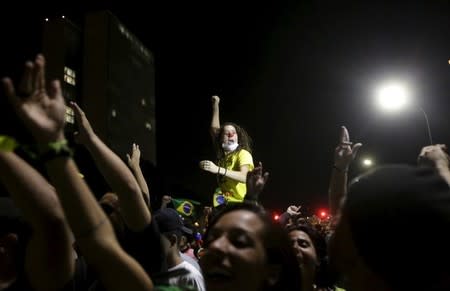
[
  {"x1": 222, "y1": 125, "x2": 239, "y2": 152},
  {"x1": 222, "y1": 142, "x2": 239, "y2": 152}
]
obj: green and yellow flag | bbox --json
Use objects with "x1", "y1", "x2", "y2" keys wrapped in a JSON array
[{"x1": 172, "y1": 198, "x2": 201, "y2": 217}]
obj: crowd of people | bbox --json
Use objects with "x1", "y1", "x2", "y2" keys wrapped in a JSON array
[{"x1": 1, "y1": 54, "x2": 450, "y2": 291}]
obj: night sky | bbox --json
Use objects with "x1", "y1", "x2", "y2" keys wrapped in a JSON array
[{"x1": 1, "y1": 1, "x2": 449, "y2": 215}]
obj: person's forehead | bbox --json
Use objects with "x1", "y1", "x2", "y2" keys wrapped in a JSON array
[
  {"x1": 223, "y1": 125, "x2": 236, "y2": 132},
  {"x1": 289, "y1": 229, "x2": 312, "y2": 242},
  {"x1": 216, "y1": 210, "x2": 264, "y2": 234}
]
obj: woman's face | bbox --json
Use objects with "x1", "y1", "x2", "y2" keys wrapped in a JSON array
[
  {"x1": 222, "y1": 125, "x2": 238, "y2": 145},
  {"x1": 288, "y1": 230, "x2": 319, "y2": 277},
  {"x1": 200, "y1": 210, "x2": 270, "y2": 291}
]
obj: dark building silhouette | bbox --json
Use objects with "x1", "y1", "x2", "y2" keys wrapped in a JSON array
[
  {"x1": 42, "y1": 11, "x2": 156, "y2": 165},
  {"x1": 83, "y1": 11, "x2": 156, "y2": 165},
  {"x1": 41, "y1": 11, "x2": 158, "y2": 199}
]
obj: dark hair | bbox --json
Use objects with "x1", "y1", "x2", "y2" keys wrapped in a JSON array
[
  {"x1": 204, "y1": 202, "x2": 302, "y2": 291},
  {"x1": 215, "y1": 122, "x2": 252, "y2": 160},
  {"x1": 286, "y1": 223, "x2": 336, "y2": 288}
]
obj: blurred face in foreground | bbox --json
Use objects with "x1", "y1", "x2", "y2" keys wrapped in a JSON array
[{"x1": 200, "y1": 210, "x2": 270, "y2": 291}]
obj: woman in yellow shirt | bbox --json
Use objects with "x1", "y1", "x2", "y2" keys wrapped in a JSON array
[{"x1": 199, "y1": 95, "x2": 254, "y2": 207}]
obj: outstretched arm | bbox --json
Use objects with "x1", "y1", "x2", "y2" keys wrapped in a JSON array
[
  {"x1": 127, "y1": 143, "x2": 150, "y2": 206},
  {"x1": 0, "y1": 151, "x2": 74, "y2": 291},
  {"x1": 210, "y1": 95, "x2": 221, "y2": 139},
  {"x1": 70, "y1": 101, "x2": 151, "y2": 231},
  {"x1": 2, "y1": 54, "x2": 153, "y2": 291},
  {"x1": 328, "y1": 126, "x2": 361, "y2": 224}
]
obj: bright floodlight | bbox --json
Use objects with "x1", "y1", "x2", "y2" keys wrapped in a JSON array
[
  {"x1": 376, "y1": 84, "x2": 408, "y2": 111},
  {"x1": 362, "y1": 158, "x2": 373, "y2": 167}
]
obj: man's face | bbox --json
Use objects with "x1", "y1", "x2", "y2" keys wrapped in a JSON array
[{"x1": 200, "y1": 210, "x2": 269, "y2": 291}]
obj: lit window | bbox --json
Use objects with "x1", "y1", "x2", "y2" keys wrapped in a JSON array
[
  {"x1": 65, "y1": 106, "x2": 75, "y2": 124},
  {"x1": 64, "y1": 67, "x2": 76, "y2": 85}
]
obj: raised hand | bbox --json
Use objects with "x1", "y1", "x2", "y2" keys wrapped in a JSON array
[
  {"x1": 286, "y1": 205, "x2": 302, "y2": 217},
  {"x1": 69, "y1": 101, "x2": 95, "y2": 145},
  {"x1": 203, "y1": 206, "x2": 212, "y2": 216},
  {"x1": 2, "y1": 54, "x2": 66, "y2": 143},
  {"x1": 127, "y1": 143, "x2": 141, "y2": 169},
  {"x1": 211, "y1": 95, "x2": 220, "y2": 105},
  {"x1": 418, "y1": 144, "x2": 449, "y2": 168},
  {"x1": 334, "y1": 126, "x2": 362, "y2": 171},
  {"x1": 162, "y1": 195, "x2": 172, "y2": 204},
  {"x1": 246, "y1": 162, "x2": 269, "y2": 199},
  {"x1": 199, "y1": 160, "x2": 219, "y2": 174}
]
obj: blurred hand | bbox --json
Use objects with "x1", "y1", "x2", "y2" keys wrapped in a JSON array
[
  {"x1": 246, "y1": 162, "x2": 269, "y2": 199},
  {"x1": 203, "y1": 206, "x2": 212, "y2": 216},
  {"x1": 199, "y1": 160, "x2": 219, "y2": 174},
  {"x1": 418, "y1": 144, "x2": 449, "y2": 168},
  {"x1": 286, "y1": 205, "x2": 302, "y2": 217},
  {"x1": 334, "y1": 126, "x2": 362, "y2": 171},
  {"x1": 162, "y1": 195, "x2": 172, "y2": 204},
  {"x1": 69, "y1": 101, "x2": 96, "y2": 145},
  {"x1": 2, "y1": 54, "x2": 66, "y2": 143},
  {"x1": 127, "y1": 143, "x2": 141, "y2": 169}
]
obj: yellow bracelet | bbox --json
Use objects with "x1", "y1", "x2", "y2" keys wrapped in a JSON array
[
  {"x1": 39, "y1": 140, "x2": 74, "y2": 162},
  {"x1": 0, "y1": 135, "x2": 19, "y2": 152}
]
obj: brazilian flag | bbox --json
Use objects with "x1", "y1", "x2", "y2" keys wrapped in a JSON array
[{"x1": 172, "y1": 198, "x2": 201, "y2": 217}]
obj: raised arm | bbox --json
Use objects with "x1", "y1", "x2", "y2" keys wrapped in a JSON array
[
  {"x1": 160, "y1": 195, "x2": 172, "y2": 209},
  {"x1": 418, "y1": 144, "x2": 450, "y2": 185},
  {"x1": 210, "y1": 95, "x2": 221, "y2": 139},
  {"x1": 127, "y1": 143, "x2": 150, "y2": 206},
  {"x1": 70, "y1": 101, "x2": 151, "y2": 231},
  {"x1": 0, "y1": 151, "x2": 74, "y2": 291},
  {"x1": 328, "y1": 126, "x2": 361, "y2": 223},
  {"x1": 2, "y1": 54, "x2": 153, "y2": 291}
]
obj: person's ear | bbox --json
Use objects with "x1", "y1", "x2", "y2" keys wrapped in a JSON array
[
  {"x1": 168, "y1": 233, "x2": 178, "y2": 247},
  {"x1": 180, "y1": 235, "x2": 187, "y2": 245}
]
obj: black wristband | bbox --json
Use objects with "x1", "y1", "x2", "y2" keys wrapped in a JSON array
[
  {"x1": 39, "y1": 140, "x2": 74, "y2": 163},
  {"x1": 333, "y1": 165, "x2": 348, "y2": 172}
]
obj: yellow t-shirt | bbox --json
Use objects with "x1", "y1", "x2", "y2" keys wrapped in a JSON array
[{"x1": 213, "y1": 149, "x2": 254, "y2": 207}]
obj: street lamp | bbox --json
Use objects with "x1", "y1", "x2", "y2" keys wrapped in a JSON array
[
  {"x1": 376, "y1": 84, "x2": 408, "y2": 111},
  {"x1": 362, "y1": 158, "x2": 373, "y2": 167},
  {"x1": 375, "y1": 82, "x2": 433, "y2": 145}
]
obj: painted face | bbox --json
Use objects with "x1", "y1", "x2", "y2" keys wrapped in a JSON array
[
  {"x1": 222, "y1": 125, "x2": 238, "y2": 145},
  {"x1": 288, "y1": 230, "x2": 319, "y2": 277},
  {"x1": 200, "y1": 210, "x2": 269, "y2": 291}
]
